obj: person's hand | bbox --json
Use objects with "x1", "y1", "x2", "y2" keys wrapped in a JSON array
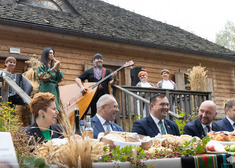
[
  {"x1": 54, "y1": 60, "x2": 61, "y2": 70},
  {"x1": 111, "y1": 71, "x2": 117, "y2": 78},
  {"x1": 81, "y1": 86, "x2": 87, "y2": 95},
  {"x1": 0, "y1": 82, "x2": 2, "y2": 87}
]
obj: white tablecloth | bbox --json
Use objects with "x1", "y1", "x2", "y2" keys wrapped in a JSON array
[{"x1": 92, "y1": 158, "x2": 182, "y2": 168}]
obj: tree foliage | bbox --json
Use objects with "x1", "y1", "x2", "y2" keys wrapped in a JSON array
[{"x1": 216, "y1": 21, "x2": 235, "y2": 51}]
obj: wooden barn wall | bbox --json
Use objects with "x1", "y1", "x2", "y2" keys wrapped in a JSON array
[{"x1": 0, "y1": 25, "x2": 234, "y2": 117}]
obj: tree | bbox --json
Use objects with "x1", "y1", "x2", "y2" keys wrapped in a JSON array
[{"x1": 216, "y1": 21, "x2": 235, "y2": 51}]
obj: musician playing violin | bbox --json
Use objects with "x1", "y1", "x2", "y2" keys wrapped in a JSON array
[
  {"x1": 75, "y1": 53, "x2": 117, "y2": 117},
  {"x1": 37, "y1": 48, "x2": 63, "y2": 111}
]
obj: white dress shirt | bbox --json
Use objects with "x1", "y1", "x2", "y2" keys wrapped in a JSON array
[
  {"x1": 201, "y1": 123, "x2": 212, "y2": 135},
  {"x1": 96, "y1": 114, "x2": 113, "y2": 132},
  {"x1": 150, "y1": 114, "x2": 167, "y2": 134}
]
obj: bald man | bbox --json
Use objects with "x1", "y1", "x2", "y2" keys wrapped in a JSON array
[
  {"x1": 90, "y1": 94, "x2": 123, "y2": 139},
  {"x1": 183, "y1": 100, "x2": 223, "y2": 139}
]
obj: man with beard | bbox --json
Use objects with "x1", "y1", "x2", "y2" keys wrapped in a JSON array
[
  {"x1": 132, "y1": 94, "x2": 180, "y2": 137},
  {"x1": 75, "y1": 53, "x2": 115, "y2": 117},
  {"x1": 183, "y1": 100, "x2": 222, "y2": 139}
]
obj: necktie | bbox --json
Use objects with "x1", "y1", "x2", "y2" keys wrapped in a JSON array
[
  {"x1": 159, "y1": 120, "x2": 166, "y2": 135},
  {"x1": 104, "y1": 121, "x2": 111, "y2": 132},
  {"x1": 206, "y1": 125, "x2": 211, "y2": 133}
]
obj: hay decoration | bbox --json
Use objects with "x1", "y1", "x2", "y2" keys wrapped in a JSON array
[
  {"x1": 11, "y1": 128, "x2": 37, "y2": 159},
  {"x1": 188, "y1": 64, "x2": 207, "y2": 91},
  {"x1": 35, "y1": 139, "x2": 109, "y2": 168},
  {"x1": 15, "y1": 105, "x2": 31, "y2": 127},
  {"x1": 23, "y1": 54, "x2": 40, "y2": 94}
]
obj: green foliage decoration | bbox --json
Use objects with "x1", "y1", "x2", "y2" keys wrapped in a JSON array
[{"x1": 22, "y1": 156, "x2": 49, "y2": 168}]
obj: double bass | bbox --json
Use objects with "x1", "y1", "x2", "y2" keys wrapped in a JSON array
[{"x1": 59, "y1": 60, "x2": 134, "y2": 127}]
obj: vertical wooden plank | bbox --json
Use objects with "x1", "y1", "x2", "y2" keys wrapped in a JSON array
[
  {"x1": 133, "y1": 97, "x2": 138, "y2": 118},
  {"x1": 113, "y1": 87, "x2": 120, "y2": 126},
  {"x1": 169, "y1": 94, "x2": 173, "y2": 111},
  {"x1": 184, "y1": 94, "x2": 189, "y2": 116},
  {"x1": 175, "y1": 72, "x2": 185, "y2": 90},
  {"x1": 189, "y1": 95, "x2": 193, "y2": 116},
  {"x1": 121, "y1": 91, "x2": 126, "y2": 131},
  {"x1": 194, "y1": 95, "x2": 198, "y2": 111},
  {"x1": 182, "y1": 94, "x2": 186, "y2": 114},
  {"x1": 179, "y1": 94, "x2": 183, "y2": 110},
  {"x1": 125, "y1": 67, "x2": 132, "y2": 86},
  {"x1": 146, "y1": 103, "x2": 150, "y2": 116},
  {"x1": 203, "y1": 95, "x2": 207, "y2": 101},
  {"x1": 1, "y1": 80, "x2": 8, "y2": 103},
  {"x1": 198, "y1": 96, "x2": 202, "y2": 107},
  {"x1": 139, "y1": 100, "x2": 144, "y2": 118},
  {"x1": 128, "y1": 94, "x2": 132, "y2": 132}
]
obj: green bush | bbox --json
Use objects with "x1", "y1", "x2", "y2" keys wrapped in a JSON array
[
  {"x1": 0, "y1": 102, "x2": 20, "y2": 131},
  {"x1": 174, "y1": 107, "x2": 197, "y2": 135}
]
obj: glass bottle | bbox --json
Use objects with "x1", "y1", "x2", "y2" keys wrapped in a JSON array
[
  {"x1": 84, "y1": 115, "x2": 94, "y2": 139},
  {"x1": 74, "y1": 108, "x2": 81, "y2": 135}
]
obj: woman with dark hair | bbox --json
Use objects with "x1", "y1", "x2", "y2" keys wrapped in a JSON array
[{"x1": 37, "y1": 48, "x2": 63, "y2": 111}]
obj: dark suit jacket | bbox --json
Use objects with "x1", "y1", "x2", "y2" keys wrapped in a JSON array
[
  {"x1": 131, "y1": 115, "x2": 180, "y2": 137},
  {"x1": 91, "y1": 115, "x2": 123, "y2": 139},
  {"x1": 216, "y1": 117, "x2": 234, "y2": 132},
  {"x1": 24, "y1": 122, "x2": 65, "y2": 145},
  {"x1": 183, "y1": 118, "x2": 223, "y2": 139}
]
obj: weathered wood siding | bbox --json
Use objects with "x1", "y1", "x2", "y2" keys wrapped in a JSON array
[{"x1": 0, "y1": 25, "x2": 234, "y2": 117}]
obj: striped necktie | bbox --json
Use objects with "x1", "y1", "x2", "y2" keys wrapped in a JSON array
[{"x1": 159, "y1": 120, "x2": 166, "y2": 135}]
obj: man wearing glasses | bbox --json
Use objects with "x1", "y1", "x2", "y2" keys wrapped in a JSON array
[
  {"x1": 132, "y1": 94, "x2": 180, "y2": 137},
  {"x1": 91, "y1": 94, "x2": 123, "y2": 139}
]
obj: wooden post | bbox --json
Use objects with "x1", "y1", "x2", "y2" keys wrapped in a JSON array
[{"x1": 175, "y1": 72, "x2": 185, "y2": 90}]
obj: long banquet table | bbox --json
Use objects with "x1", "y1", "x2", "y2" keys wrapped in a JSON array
[{"x1": 93, "y1": 153, "x2": 235, "y2": 168}]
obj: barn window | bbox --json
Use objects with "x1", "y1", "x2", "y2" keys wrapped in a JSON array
[{"x1": 35, "y1": 0, "x2": 61, "y2": 11}]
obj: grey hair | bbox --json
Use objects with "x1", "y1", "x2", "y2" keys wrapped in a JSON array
[
  {"x1": 225, "y1": 99, "x2": 235, "y2": 110},
  {"x1": 96, "y1": 94, "x2": 116, "y2": 109}
]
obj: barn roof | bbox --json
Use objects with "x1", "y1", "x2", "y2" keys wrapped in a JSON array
[{"x1": 0, "y1": 0, "x2": 235, "y2": 59}]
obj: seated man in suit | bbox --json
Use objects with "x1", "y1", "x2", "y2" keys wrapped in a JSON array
[
  {"x1": 91, "y1": 94, "x2": 123, "y2": 139},
  {"x1": 183, "y1": 100, "x2": 223, "y2": 139},
  {"x1": 216, "y1": 99, "x2": 235, "y2": 131},
  {"x1": 132, "y1": 94, "x2": 180, "y2": 137}
]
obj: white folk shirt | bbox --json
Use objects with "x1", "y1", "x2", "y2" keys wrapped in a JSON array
[
  {"x1": 139, "y1": 82, "x2": 152, "y2": 87},
  {"x1": 162, "y1": 80, "x2": 174, "y2": 89}
]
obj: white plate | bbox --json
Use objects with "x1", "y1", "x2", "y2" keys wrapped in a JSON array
[{"x1": 210, "y1": 140, "x2": 235, "y2": 146}]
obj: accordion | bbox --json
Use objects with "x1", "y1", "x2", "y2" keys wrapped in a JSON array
[{"x1": 2, "y1": 73, "x2": 32, "y2": 105}]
